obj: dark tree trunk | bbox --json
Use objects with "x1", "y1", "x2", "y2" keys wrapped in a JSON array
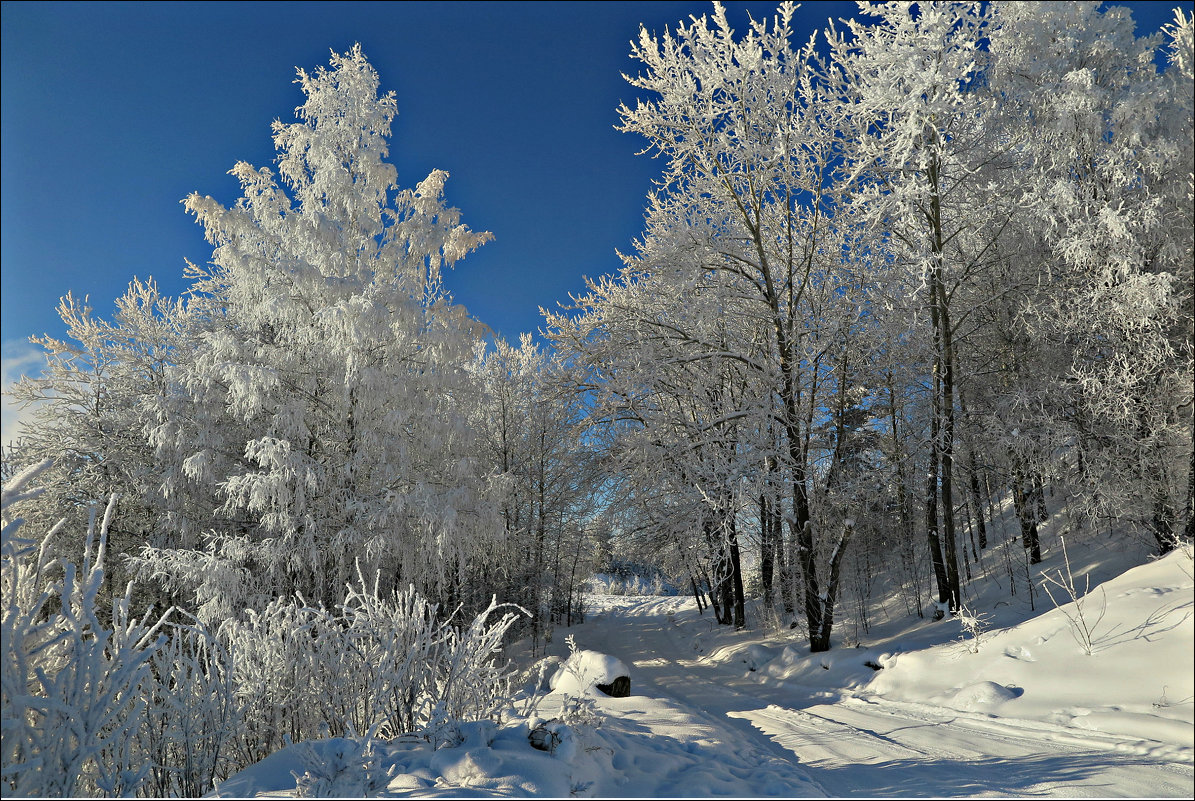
[
  {"x1": 776, "y1": 504, "x2": 795, "y2": 617},
  {"x1": 958, "y1": 389, "x2": 988, "y2": 551},
  {"x1": 931, "y1": 192, "x2": 962, "y2": 613},
  {"x1": 1033, "y1": 472, "x2": 1048, "y2": 523},
  {"x1": 707, "y1": 565, "x2": 725, "y2": 625},
  {"x1": 809, "y1": 522, "x2": 854, "y2": 652},
  {"x1": 1151, "y1": 483, "x2": 1178, "y2": 555},
  {"x1": 1011, "y1": 463, "x2": 1042, "y2": 564},
  {"x1": 719, "y1": 555, "x2": 734, "y2": 627},
  {"x1": 729, "y1": 515, "x2": 746, "y2": 629},
  {"x1": 969, "y1": 464, "x2": 988, "y2": 550},
  {"x1": 760, "y1": 491, "x2": 775, "y2": 608},
  {"x1": 925, "y1": 401, "x2": 950, "y2": 616}
]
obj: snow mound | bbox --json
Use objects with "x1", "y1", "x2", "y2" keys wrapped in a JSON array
[
  {"x1": 550, "y1": 649, "x2": 630, "y2": 696},
  {"x1": 940, "y1": 680, "x2": 1022, "y2": 711},
  {"x1": 758, "y1": 643, "x2": 891, "y2": 691},
  {"x1": 742, "y1": 643, "x2": 779, "y2": 672},
  {"x1": 212, "y1": 699, "x2": 823, "y2": 798}
]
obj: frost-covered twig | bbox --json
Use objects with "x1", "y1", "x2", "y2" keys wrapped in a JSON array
[
  {"x1": 953, "y1": 605, "x2": 992, "y2": 655},
  {"x1": 3, "y1": 487, "x2": 170, "y2": 797}
]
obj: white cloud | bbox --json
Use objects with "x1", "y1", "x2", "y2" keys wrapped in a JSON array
[{"x1": 2, "y1": 339, "x2": 47, "y2": 450}]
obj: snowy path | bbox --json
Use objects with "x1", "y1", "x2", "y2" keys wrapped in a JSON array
[{"x1": 574, "y1": 595, "x2": 1194, "y2": 798}]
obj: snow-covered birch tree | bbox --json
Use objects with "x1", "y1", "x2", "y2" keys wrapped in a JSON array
[{"x1": 827, "y1": 1, "x2": 1027, "y2": 611}]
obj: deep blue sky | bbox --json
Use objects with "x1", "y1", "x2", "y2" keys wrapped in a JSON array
[{"x1": 1, "y1": 1, "x2": 1186, "y2": 365}]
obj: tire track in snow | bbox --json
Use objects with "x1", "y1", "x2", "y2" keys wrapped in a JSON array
[
  {"x1": 734, "y1": 698, "x2": 1194, "y2": 797},
  {"x1": 729, "y1": 704, "x2": 928, "y2": 765}
]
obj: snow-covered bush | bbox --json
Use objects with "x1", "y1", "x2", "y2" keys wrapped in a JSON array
[
  {"x1": 137, "y1": 617, "x2": 238, "y2": 797},
  {"x1": 953, "y1": 606, "x2": 993, "y2": 655},
  {"x1": 218, "y1": 571, "x2": 527, "y2": 763},
  {"x1": 427, "y1": 594, "x2": 528, "y2": 743},
  {"x1": 2, "y1": 462, "x2": 169, "y2": 797},
  {"x1": 292, "y1": 736, "x2": 393, "y2": 798}
]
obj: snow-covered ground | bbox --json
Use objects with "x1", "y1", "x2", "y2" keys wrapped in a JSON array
[{"x1": 214, "y1": 545, "x2": 1194, "y2": 798}]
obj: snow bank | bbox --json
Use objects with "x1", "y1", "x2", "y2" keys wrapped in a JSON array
[
  {"x1": 212, "y1": 699, "x2": 822, "y2": 798},
  {"x1": 212, "y1": 720, "x2": 576, "y2": 797},
  {"x1": 866, "y1": 548, "x2": 1194, "y2": 748}
]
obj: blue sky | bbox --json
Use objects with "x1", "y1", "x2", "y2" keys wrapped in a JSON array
[{"x1": 0, "y1": 1, "x2": 1186, "y2": 395}]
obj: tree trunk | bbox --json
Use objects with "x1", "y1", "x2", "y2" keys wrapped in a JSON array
[
  {"x1": 924, "y1": 354, "x2": 951, "y2": 617},
  {"x1": 959, "y1": 390, "x2": 989, "y2": 551},
  {"x1": 760, "y1": 490, "x2": 775, "y2": 608},
  {"x1": 776, "y1": 504, "x2": 795, "y2": 618},
  {"x1": 968, "y1": 462, "x2": 988, "y2": 550},
  {"x1": 729, "y1": 515, "x2": 746, "y2": 629},
  {"x1": 1033, "y1": 472, "x2": 1048, "y2": 523},
  {"x1": 1151, "y1": 481, "x2": 1178, "y2": 555},
  {"x1": 1011, "y1": 462, "x2": 1042, "y2": 564},
  {"x1": 691, "y1": 574, "x2": 706, "y2": 614},
  {"x1": 708, "y1": 568, "x2": 725, "y2": 625},
  {"x1": 886, "y1": 373, "x2": 923, "y2": 618},
  {"x1": 809, "y1": 521, "x2": 854, "y2": 652},
  {"x1": 930, "y1": 154, "x2": 962, "y2": 613}
]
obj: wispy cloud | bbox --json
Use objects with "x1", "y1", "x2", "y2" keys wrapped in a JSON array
[{"x1": 2, "y1": 339, "x2": 47, "y2": 450}]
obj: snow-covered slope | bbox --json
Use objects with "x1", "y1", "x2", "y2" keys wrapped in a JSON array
[
  {"x1": 214, "y1": 547, "x2": 1194, "y2": 798},
  {"x1": 865, "y1": 548, "x2": 1193, "y2": 749}
]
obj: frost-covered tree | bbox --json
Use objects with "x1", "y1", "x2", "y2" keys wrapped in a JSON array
[
  {"x1": 129, "y1": 45, "x2": 496, "y2": 620},
  {"x1": 549, "y1": 2, "x2": 879, "y2": 648},
  {"x1": 986, "y1": 2, "x2": 1194, "y2": 554},
  {"x1": 557, "y1": 1, "x2": 1191, "y2": 641},
  {"x1": 827, "y1": 1, "x2": 1030, "y2": 610},
  {"x1": 6, "y1": 281, "x2": 196, "y2": 611},
  {"x1": 471, "y1": 335, "x2": 601, "y2": 645},
  {"x1": 550, "y1": 264, "x2": 768, "y2": 630}
]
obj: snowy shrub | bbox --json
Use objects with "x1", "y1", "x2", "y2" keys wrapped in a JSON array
[
  {"x1": 425, "y1": 594, "x2": 527, "y2": 743},
  {"x1": 1039, "y1": 537, "x2": 1108, "y2": 655},
  {"x1": 2, "y1": 463, "x2": 169, "y2": 797},
  {"x1": 292, "y1": 736, "x2": 393, "y2": 798},
  {"x1": 137, "y1": 616, "x2": 238, "y2": 798},
  {"x1": 219, "y1": 596, "x2": 322, "y2": 766},
  {"x1": 218, "y1": 570, "x2": 527, "y2": 762},
  {"x1": 953, "y1": 606, "x2": 993, "y2": 655},
  {"x1": 548, "y1": 636, "x2": 609, "y2": 729}
]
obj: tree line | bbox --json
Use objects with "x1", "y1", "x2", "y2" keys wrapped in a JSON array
[
  {"x1": 545, "y1": 1, "x2": 1193, "y2": 650},
  {"x1": 2, "y1": 0, "x2": 1192, "y2": 720}
]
